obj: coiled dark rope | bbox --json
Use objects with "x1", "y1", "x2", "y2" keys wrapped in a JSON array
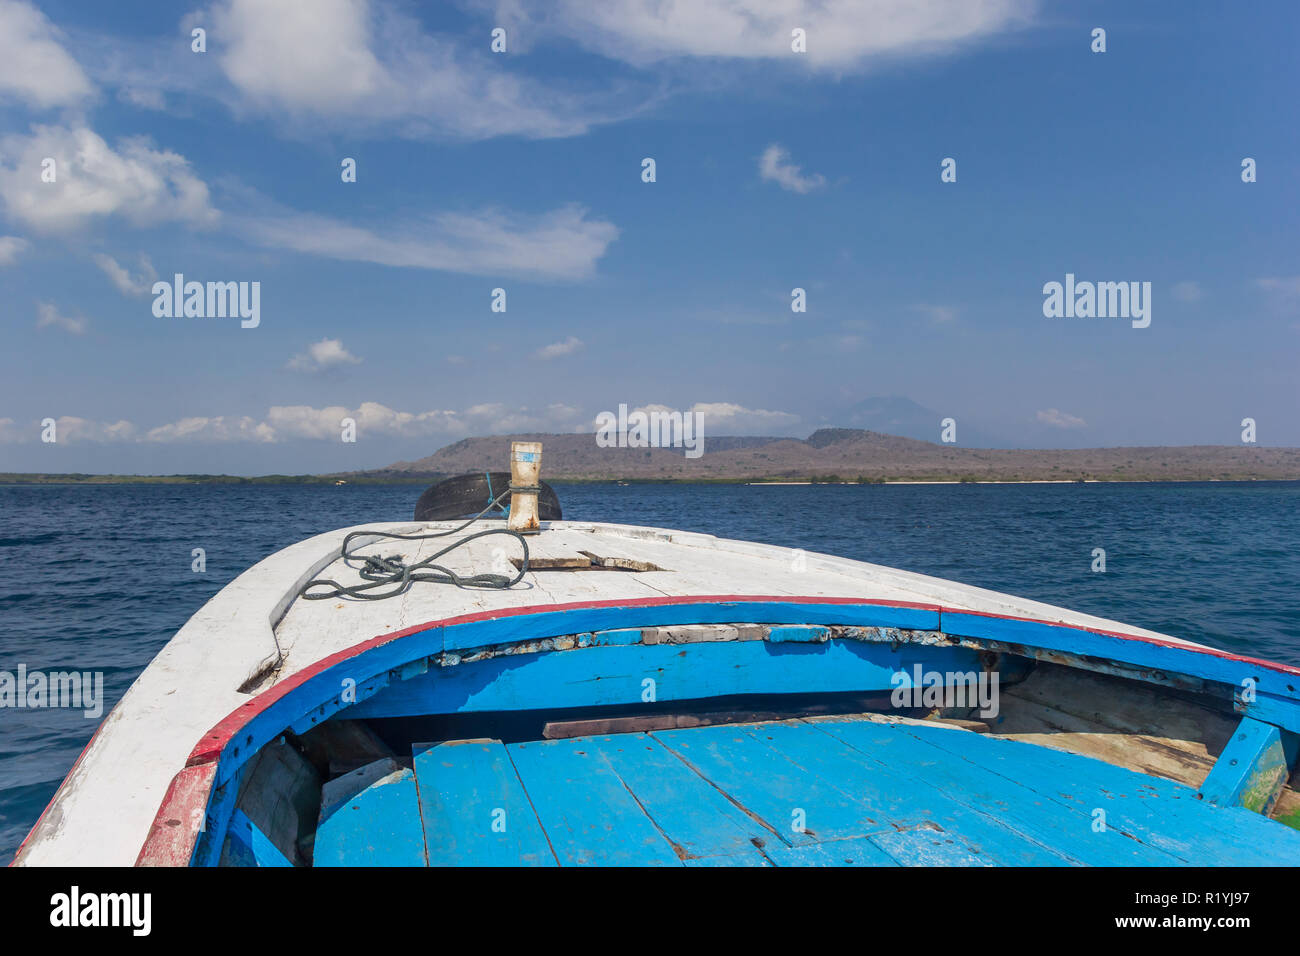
[{"x1": 298, "y1": 487, "x2": 529, "y2": 601}]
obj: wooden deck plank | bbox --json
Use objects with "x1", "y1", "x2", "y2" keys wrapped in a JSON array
[
  {"x1": 505, "y1": 738, "x2": 684, "y2": 866},
  {"x1": 412, "y1": 740, "x2": 556, "y2": 867},
  {"x1": 590, "y1": 734, "x2": 781, "y2": 860},
  {"x1": 830, "y1": 717, "x2": 1300, "y2": 866},
  {"x1": 649, "y1": 724, "x2": 903, "y2": 847},
  {"x1": 682, "y1": 846, "x2": 774, "y2": 866},
  {"x1": 868, "y1": 827, "x2": 994, "y2": 866},
  {"x1": 766, "y1": 836, "x2": 899, "y2": 867},
  {"x1": 809, "y1": 717, "x2": 1183, "y2": 866},
  {"x1": 746, "y1": 721, "x2": 1080, "y2": 865},
  {"x1": 313, "y1": 766, "x2": 427, "y2": 867}
]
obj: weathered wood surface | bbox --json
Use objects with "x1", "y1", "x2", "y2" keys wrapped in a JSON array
[
  {"x1": 313, "y1": 763, "x2": 426, "y2": 867},
  {"x1": 1198, "y1": 717, "x2": 1299, "y2": 814},
  {"x1": 315, "y1": 714, "x2": 1300, "y2": 867},
  {"x1": 989, "y1": 663, "x2": 1235, "y2": 785}
]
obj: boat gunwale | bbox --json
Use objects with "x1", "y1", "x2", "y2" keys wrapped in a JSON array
[{"x1": 130, "y1": 593, "x2": 1300, "y2": 867}]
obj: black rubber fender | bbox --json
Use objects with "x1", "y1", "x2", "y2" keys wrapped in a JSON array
[{"x1": 414, "y1": 472, "x2": 563, "y2": 521}]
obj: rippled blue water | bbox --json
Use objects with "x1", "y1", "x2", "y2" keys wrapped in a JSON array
[{"x1": 2, "y1": 480, "x2": 1297, "y2": 861}]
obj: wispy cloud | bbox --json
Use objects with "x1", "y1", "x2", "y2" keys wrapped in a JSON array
[
  {"x1": 534, "y1": 336, "x2": 584, "y2": 359},
  {"x1": 287, "y1": 338, "x2": 362, "y2": 373},
  {"x1": 1255, "y1": 276, "x2": 1300, "y2": 311},
  {"x1": 242, "y1": 204, "x2": 618, "y2": 280},
  {"x1": 0, "y1": 235, "x2": 28, "y2": 265},
  {"x1": 92, "y1": 252, "x2": 157, "y2": 296},
  {"x1": 1036, "y1": 408, "x2": 1086, "y2": 429},
  {"x1": 758, "y1": 144, "x2": 826, "y2": 194},
  {"x1": 1170, "y1": 280, "x2": 1202, "y2": 303},
  {"x1": 35, "y1": 301, "x2": 87, "y2": 335}
]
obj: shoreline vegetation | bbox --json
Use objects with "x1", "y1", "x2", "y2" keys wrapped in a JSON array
[{"x1": 5, "y1": 428, "x2": 1299, "y2": 486}]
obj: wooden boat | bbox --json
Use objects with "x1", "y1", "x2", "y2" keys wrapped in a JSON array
[{"x1": 15, "y1": 461, "x2": 1300, "y2": 867}]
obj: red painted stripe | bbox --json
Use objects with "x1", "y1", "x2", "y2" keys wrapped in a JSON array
[{"x1": 136, "y1": 763, "x2": 218, "y2": 867}]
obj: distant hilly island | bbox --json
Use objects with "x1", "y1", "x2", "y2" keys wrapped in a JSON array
[
  {"x1": 5, "y1": 426, "x2": 1297, "y2": 485},
  {"x1": 359, "y1": 428, "x2": 1300, "y2": 483}
]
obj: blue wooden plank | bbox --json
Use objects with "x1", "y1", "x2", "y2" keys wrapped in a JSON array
[
  {"x1": 825, "y1": 717, "x2": 1300, "y2": 866},
  {"x1": 1199, "y1": 717, "x2": 1299, "y2": 814},
  {"x1": 683, "y1": 846, "x2": 773, "y2": 866},
  {"x1": 766, "y1": 836, "x2": 900, "y2": 867},
  {"x1": 810, "y1": 718, "x2": 1182, "y2": 866},
  {"x1": 650, "y1": 724, "x2": 903, "y2": 846},
  {"x1": 344, "y1": 639, "x2": 983, "y2": 720},
  {"x1": 226, "y1": 809, "x2": 293, "y2": 867},
  {"x1": 590, "y1": 734, "x2": 781, "y2": 860},
  {"x1": 768, "y1": 625, "x2": 831, "y2": 643},
  {"x1": 868, "y1": 826, "x2": 994, "y2": 866},
  {"x1": 895, "y1": 719, "x2": 1300, "y2": 865},
  {"x1": 506, "y1": 738, "x2": 684, "y2": 866},
  {"x1": 314, "y1": 766, "x2": 427, "y2": 867},
  {"x1": 746, "y1": 721, "x2": 1080, "y2": 865},
  {"x1": 412, "y1": 740, "x2": 556, "y2": 867}
]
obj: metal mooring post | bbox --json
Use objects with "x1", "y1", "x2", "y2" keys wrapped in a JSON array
[{"x1": 507, "y1": 441, "x2": 543, "y2": 534}]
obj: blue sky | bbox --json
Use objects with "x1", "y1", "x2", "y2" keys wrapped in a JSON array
[{"x1": 0, "y1": 0, "x2": 1296, "y2": 474}]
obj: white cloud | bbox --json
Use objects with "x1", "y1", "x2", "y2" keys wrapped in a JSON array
[
  {"x1": 287, "y1": 338, "x2": 362, "y2": 372},
  {"x1": 207, "y1": 0, "x2": 633, "y2": 140},
  {"x1": 0, "y1": 0, "x2": 93, "y2": 108},
  {"x1": 0, "y1": 235, "x2": 28, "y2": 265},
  {"x1": 758, "y1": 144, "x2": 825, "y2": 194},
  {"x1": 92, "y1": 252, "x2": 157, "y2": 296},
  {"x1": 0, "y1": 124, "x2": 218, "y2": 233},
  {"x1": 1170, "y1": 281, "x2": 1202, "y2": 303},
  {"x1": 1036, "y1": 408, "x2": 1086, "y2": 429},
  {"x1": 53, "y1": 417, "x2": 136, "y2": 442},
  {"x1": 144, "y1": 417, "x2": 274, "y2": 443},
  {"x1": 35, "y1": 302, "x2": 86, "y2": 335},
  {"x1": 0, "y1": 401, "x2": 800, "y2": 444},
  {"x1": 497, "y1": 0, "x2": 1035, "y2": 70},
  {"x1": 243, "y1": 204, "x2": 617, "y2": 280},
  {"x1": 534, "y1": 336, "x2": 584, "y2": 359}
]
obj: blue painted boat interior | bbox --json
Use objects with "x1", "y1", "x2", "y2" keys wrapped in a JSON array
[
  {"x1": 310, "y1": 715, "x2": 1300, "y2": 867},
  {"x1": 198, "y1": 603, "x2": 1300, "y2": 867}
]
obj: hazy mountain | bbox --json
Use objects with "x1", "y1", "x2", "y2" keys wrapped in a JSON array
[{"x1": 356, "y1": 428, "x2": 1300, "y2": 483}]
